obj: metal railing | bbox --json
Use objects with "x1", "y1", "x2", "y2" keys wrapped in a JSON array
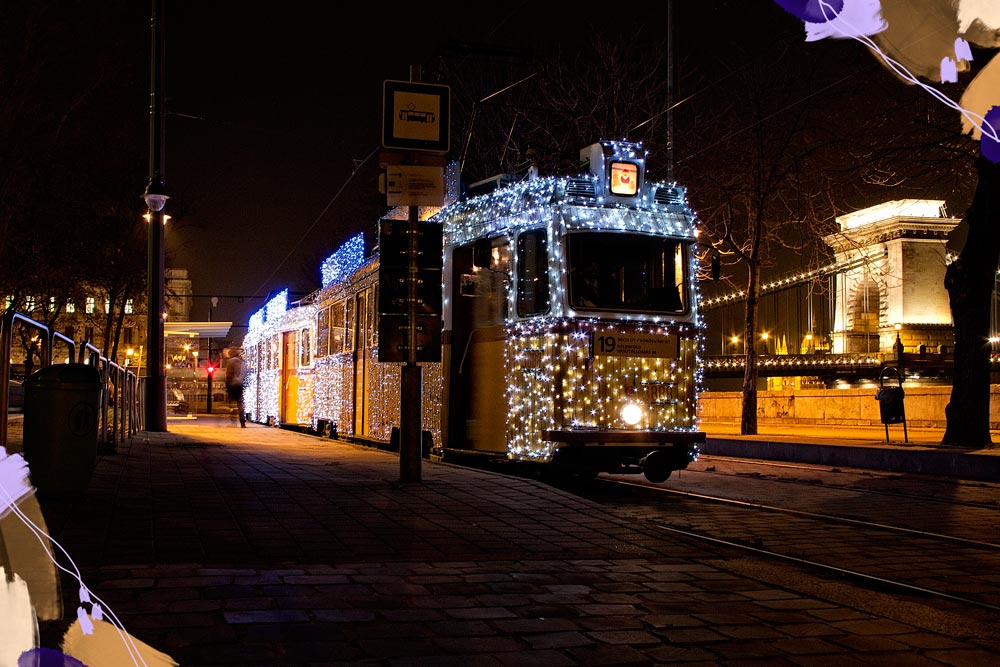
[
  {"x1": 2, "y1": 310, "x2": 144, "y2": 451},
  {"x1": 78, "y1": 341, "x2": 143, "y2": 449}
]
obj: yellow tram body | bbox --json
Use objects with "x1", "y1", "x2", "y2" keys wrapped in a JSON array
[{"x1": 243, "y1": 140, "x2": 705, "y2": 481}]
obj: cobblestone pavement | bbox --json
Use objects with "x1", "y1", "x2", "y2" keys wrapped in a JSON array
[{"x1": 21, "y1": 417, "x2": 1000, "y2": 665}]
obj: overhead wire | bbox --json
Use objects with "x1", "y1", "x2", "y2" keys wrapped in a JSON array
[{"x1": 249, "y1": 146, "x2": 380, "y2": 302}]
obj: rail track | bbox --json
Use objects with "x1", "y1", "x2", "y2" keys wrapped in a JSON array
[{"x1": 541, "y1": 456, "x2": 1000, "y2": 623}]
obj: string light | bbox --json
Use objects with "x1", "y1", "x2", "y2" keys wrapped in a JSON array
[
  {"x1": 243, "y1": 139, "x2": 704, "y2": 467},
  {"x1": 320, "y1": 233, "x2": 366, "y2": 287}
]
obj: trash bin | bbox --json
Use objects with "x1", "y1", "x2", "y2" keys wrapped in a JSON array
[
  {"x1": 875, "y1": 366, "x2": 908, "y2": 443},
  {"x1": 875, "y1": 386, "x2": 905, "y2": 424},
  {"x1": 22, "y1": 363, "x2": 103, "y2": 498}
]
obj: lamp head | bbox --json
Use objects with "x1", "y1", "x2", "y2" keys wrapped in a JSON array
[{"x1": 143, "y1": 178, "x2": 169, "y2": 212}]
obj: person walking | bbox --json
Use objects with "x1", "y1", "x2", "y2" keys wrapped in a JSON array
[{"x1": 224, "y1": 347, "x2": 247, "y2": 427}]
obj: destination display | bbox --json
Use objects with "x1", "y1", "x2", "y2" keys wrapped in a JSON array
[{"x1": 591, "y1": 331, "x2": 679, "y2": 358}]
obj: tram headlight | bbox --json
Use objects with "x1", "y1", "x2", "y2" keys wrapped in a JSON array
[{"x1": 620, "y1": 401, "x2": 644, "y2": 426}]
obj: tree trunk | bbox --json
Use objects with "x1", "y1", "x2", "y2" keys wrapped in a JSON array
[
  {"x1": 942, "y1": 158, "x2": 1000, "y2": 446},
  {"x1": 740, "y1": 262, "x2": 762, "y2": 435}
]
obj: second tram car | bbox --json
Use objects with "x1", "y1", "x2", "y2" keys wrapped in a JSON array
[{"x1": 243, "y1": 140, "x2": 705, "y2": 482}]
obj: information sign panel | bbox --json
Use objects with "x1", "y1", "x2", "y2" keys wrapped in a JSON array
[{"x1": 386, "y1": 165, "x2": 444, "y2": 207}]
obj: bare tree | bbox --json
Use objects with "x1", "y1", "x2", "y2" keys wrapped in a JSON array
[
  {"x1": 797, "y1": 1, "x2": 999, "y2": 445},
  {"x1": 425, "y1": 22, "x2": 674, "y2": 185},
  {"x1": 674, "y1": 24, "x2": 862, "y2": 434},
  {"x1": 1, "y1": 2, "x2": 147, "y2": 364}
]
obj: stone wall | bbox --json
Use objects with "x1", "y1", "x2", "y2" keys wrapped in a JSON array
[{"x1": 697, "y1": 385, "x2": 1000, "y2": 429}]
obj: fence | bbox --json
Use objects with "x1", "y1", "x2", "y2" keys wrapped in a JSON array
[{"x1": 1, "y1": 311, "x2": 144, "y2": 452}]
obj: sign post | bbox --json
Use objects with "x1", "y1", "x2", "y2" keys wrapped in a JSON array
[{"x1": 381, "y1": 71, "x2": 449, "y2": 483}]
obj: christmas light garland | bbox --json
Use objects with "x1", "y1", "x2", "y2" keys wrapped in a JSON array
[{"x1": 242, "y1": 140, "x2": 706, "y2": 466}]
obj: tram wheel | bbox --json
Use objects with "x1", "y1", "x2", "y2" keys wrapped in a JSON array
[{"x1": 641, "y1": 450, "x2": 674, "y2": 483}]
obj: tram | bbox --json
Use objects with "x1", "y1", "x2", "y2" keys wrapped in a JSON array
[{"x1": 243, "y1": 140, "x2": 705, "y2": 481}]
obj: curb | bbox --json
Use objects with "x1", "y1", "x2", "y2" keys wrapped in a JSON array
[{"x1": 703, "y1": 437, "x2": 1000, "y2": 481}]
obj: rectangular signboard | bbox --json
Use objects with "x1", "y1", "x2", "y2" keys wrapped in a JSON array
[
  {"x1": 386, "y1": 165, "x2": 444, "y2": 206},
  {"x1": 591, "y1": 331, "x2": 679, "y2": 359},
  {"x1": 382, "y1": 80, "x2": 450, "y2": 153}
]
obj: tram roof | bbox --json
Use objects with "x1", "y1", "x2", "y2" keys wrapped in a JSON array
[{"x1": 432, "y1": 175, "x2": 699, "y2": 245}]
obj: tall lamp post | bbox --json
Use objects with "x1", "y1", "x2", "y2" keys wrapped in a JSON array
[{"x1": 144, "y1": 0, "x2": 168, "y2": 432}]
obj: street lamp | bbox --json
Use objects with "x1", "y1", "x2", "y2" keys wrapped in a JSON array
[
  {"x1": 144, "y1": 0, "x2": 168, "y2": 432},
  {"x1": 760, "y1": 332, "x2": 770, "y2": 355}
]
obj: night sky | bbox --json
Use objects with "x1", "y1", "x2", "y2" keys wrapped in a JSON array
[
  {"x1": 73, "y1": 1, "x2": 994, "y2": 339},
  {"x1": 163, "y1": 1, "x2": 649, "y2": 335}
]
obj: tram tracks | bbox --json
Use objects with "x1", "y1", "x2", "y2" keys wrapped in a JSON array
[
  {"x1": 695, "y1": 455, "x2": 1000, "y2": 511},
  {"x1": 567, "y1": 471, "x2": 1000, "y2": 621}
]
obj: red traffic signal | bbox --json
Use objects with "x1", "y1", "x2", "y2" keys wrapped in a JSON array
[{"x1": 207, "y1": 365, "x2": 215, "y2": 375}]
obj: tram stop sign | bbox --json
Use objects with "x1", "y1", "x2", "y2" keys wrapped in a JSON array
[{"x1": 382, "y1": 80, "x2": 450, "y2": 154}]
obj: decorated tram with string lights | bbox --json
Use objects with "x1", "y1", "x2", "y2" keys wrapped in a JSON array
[{"x1": 242, "y1": 139, "x2": 705, "y2": 482}]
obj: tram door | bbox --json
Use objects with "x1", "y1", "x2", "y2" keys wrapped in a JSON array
[
  {"x1": 352, "y1": 291, "x2": 369, "y2": 436},
  {"x1": 280, "y1": 331, "x2": 298, "y2": 425},
  {"x1": 447, "y1": 239, "x2": 509, "y2": 452}
]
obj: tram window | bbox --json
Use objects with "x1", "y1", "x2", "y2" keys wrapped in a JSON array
[
  {"x1": 567, "y1": 232, "x2": 686, "y2": 313},
  {"x1": 299, "y1": 327, "x2": 311, "y2": 367},
  {"x1": 331, "y1": 300, "x2": 345, "y2": 352},
  {"x1": 269, "y1": 335, "x2": 279, "y2": 370},
  {"x1": 355, "y1": 293, "x2": 367, "y2": 350},
  {"x1": 345, "y1": 298, "x2": 355, "y2": 351},
  {"x1": 316, "y1": 307, "x2": 330, "y2": 357},
  {"x1": 517, "y1": 229, "x2": 550, "y2": 317},
  {"x1": 369, "y1": 287, "x2": 378, "y2": 346}
]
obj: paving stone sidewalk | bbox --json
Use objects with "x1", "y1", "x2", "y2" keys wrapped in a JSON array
[{"x1": 31, "y1": 418, "x2": 1000, "y2": 666}]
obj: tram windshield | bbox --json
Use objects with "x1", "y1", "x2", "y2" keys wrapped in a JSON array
[{"x1": 567, "y1": 232, "x2": 686, "y2": 313}]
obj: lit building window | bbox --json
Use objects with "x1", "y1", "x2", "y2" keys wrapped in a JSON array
[
  {"x1": 86, "y1": 297, "x2": 95, "y2": 314},
  {"x1": 125, "y1": 299, "x2": 134, "y2": 314},
  {"x1": 66, "y1": 300, "x2": 76, "y2": 314},
  {"x1": 104, "y1": 299, "x2": 110, "y2": 313},
  {"x1": 25, "y1": 296, "x2": 36, "y2": 313},
  {"x1": 4, "y1": 296, "x2": 11, "y2": 310}
]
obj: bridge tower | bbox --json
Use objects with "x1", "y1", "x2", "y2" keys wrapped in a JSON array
[{"x1": 823, "y1": 199, "x2": 959, "y2": 356}]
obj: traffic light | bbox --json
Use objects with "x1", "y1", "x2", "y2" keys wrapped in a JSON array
[{"x1": 207, "y1": 365, "x2": 215, "y2": 376}]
